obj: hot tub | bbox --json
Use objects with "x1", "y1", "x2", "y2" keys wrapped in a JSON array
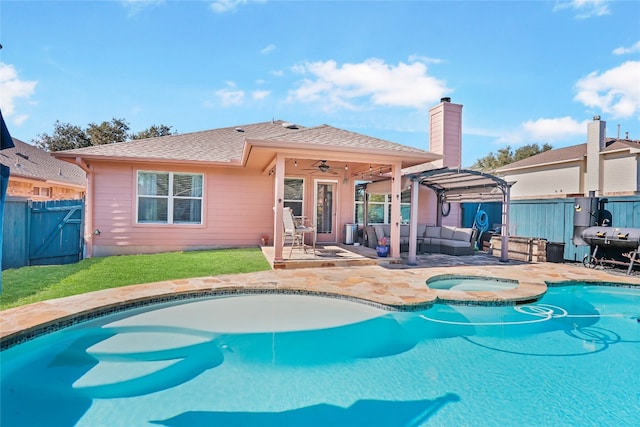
[{"x1": 426, "y1": 275, "x2": 518, "y2": 291}]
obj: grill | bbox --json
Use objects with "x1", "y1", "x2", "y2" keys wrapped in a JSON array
[
  {"x1": 581, "y1": 227, "x2": 640, "y2": 251},
  {"x1": 581, "y1": 226, "x2": 640, "y2": 274}
]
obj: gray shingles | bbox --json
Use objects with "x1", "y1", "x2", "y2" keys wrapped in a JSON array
[
  {"x1": 0, "y1": 139, "x2": 86, "y2": 185},
  {"x1": 55, "y1": 121, "x2": 307, "y2": 162},
  {"x1": 496, "y1": 138, "x2": 640, "y2": 172},
  {"x1": 55, "y1": 120, "x2": 431, "y2": 162}
]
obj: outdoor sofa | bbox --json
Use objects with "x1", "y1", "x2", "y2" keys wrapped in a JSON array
[{"x1": 365, "y1": 224, "x2": 477, "y2": 256}]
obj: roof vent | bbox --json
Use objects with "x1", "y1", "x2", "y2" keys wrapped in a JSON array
[
  {"x1": 16, "y1": 152, "x2": 29, "y2": 160},
  {"x1": 440, "y1": 97, "x2": 451, "y2": 103},
  {"x1": 282, "y1": 122, "x2": 298, "y2": 129},
  {"x1": 235, "y1": 128, "x2": 245, "y2": 133}
]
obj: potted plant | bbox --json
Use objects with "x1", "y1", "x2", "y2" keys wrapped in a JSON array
[{"x1": 376, "y1": 237, "x2": 389, "y2": 257}]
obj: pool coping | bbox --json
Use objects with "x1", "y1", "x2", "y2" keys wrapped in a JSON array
[{"x1": 2, "y1": 262, "x2": 639, "y2": 350}]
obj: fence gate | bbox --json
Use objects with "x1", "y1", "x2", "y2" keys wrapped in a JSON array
[{"x1": 2, "y1": 199, "x2": 84, "y2": 269}]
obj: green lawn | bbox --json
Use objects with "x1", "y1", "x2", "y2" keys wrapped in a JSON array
[{"x1": 0, "y1": 248, "x2": 271, "y2": 310}]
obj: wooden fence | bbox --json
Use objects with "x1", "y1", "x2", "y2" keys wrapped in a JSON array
[
  {"x1": 2, "y1": 198, "x2": 84, "y2": 270},
  {"x1": 463, "y1": 196, "x2": 640, "y2": 263}
]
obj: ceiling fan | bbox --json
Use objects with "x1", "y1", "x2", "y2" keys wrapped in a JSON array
[{"x1": 303, "y1": 160, "x2": 339, "y2": 175}]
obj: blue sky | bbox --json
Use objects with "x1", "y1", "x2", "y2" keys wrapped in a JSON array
[{"x1": 1, "y1": 0, "x2": 639, "y2": 166}]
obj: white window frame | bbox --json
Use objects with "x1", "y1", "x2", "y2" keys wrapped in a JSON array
[
  {"x1": 354, "y1": 187, "x2": 411, "y2": 224},
  {"x1": 136, "y1": 170, "x2": 204, "y2": 225},
  {"x1": 283, "y1": 177, "x2": 305, "y2": 217}
]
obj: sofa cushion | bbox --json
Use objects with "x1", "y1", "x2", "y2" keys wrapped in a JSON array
[
  {"x1": 441, "y1": 239, "x2": 472, "y2": 248},
  {"x1": 374, "y1": 225, "x2": 386, "y2": 240},
  {"x1": 424, "y1": 226, "x2": 440, "y2": 238},
  {"x1": 400, "y1": 225, "x2": 410, "y2": 237},
  {"x1": 365, "y1": 226, "x2": 377, "y2": 248},
  {"x1": 453, "y1": 228, "x2": 473, "y2": 242},
  {"x1": 440, "y1": 226, "x2": 456, "y2": 240}
]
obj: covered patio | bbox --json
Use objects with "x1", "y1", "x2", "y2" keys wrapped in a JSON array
[{"x1": 261, "y1": 241, "x2": 520, "y2": 270}]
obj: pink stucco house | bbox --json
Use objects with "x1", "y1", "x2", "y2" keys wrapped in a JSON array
[{"x1": 53, "y1": 99, "x2": 464, "y2": 263}]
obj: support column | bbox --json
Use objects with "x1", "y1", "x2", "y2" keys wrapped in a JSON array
[
  {"x1": 273, "y1": 155, "x2": 285, "y2": 262},
  {"x1": 389, "y1": 162, "x2": 402, "y2": 258}
]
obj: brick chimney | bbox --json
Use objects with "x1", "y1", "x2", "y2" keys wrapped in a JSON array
[
  {"x1": 429, "y1": 97, "x2": 462, "y2": 168},
  {"x1": 585, "y1": 115, "x2": 605, "y2": 195}
]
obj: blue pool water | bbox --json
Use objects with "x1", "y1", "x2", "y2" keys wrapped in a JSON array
[
  {"x1": 1, "y1": 284, "x2": 639, "y2": 426},
  {"x1": 426, "y1": 275, "x2": 518, "y2": 291}
]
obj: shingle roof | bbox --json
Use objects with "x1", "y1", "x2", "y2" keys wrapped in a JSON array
[
  {"x1": 264, "y1": 124, "x2": 429, "y2": 155},
  {"x1": 603, "y1": 139, "x2": 640, "y2": 152},
  {"x1": 54, "y1": 120, "x2": 433, "y2": 163},
  {"x1": 496, "y1": 144, "x2": 587, "y2": 171},
  {"x1": 0, "y1": 138, "x2": 86, "y2": 186},
  {"x1": 496, "y1": 138, "x2": 640, "y2": 172},
  {"x1": 55, "y1": 121, "x2": 306, "y2": 163}
]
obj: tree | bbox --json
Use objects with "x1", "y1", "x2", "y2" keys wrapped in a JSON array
[
  {"x1": 86, "y1": 118, "x2": 130, "y2": 146},
  {"x1": 34, "y1": 121, "x2": 91, "y2": 152},
  {"x1": 132, "y1": 124, "x2": 176, "y2": 140},
  {"x1": 513, "y1": 143, "x2": 552, "y2": 162},
  {"x1": 33, "y1": 118, "x2": 175, "y2": 151},
  {"x1": 472, "y1": 143, "x2": 553, "y2": 171}
]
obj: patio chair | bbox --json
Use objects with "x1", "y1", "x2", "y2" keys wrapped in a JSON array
[{"x1": 283, "y1": 207, "x2": 316, "y2": 257}]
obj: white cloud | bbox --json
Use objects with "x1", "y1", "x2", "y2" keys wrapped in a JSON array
[
  {"x1": 12, "y1": 114, "x2": 29, "y2": 126},
  {"x1": 495, "y1": 117, "x2": 588, "y2": 145},
  {"x1": 613, "y1": 41, "x2": 640, "y2": 55},
  {"x1": 0, "y1": 62, "x2": 37, "y2": 123},
  {"x1": 210, "y1": 0, "x2": 264, "y2": 13},
  {"x1": 212, "y1": 81, "x2": 244, "y2": 106},
  {"x1": 120, "y1": 0, "x2": 164, "y2": 17},
  {"x1": 574, "y1": 61, "x2": 640, "y2": 119},
  {"x1": 408, "y1": 54, "x2": 444, "y2": 65},
  {"x1": 288, "y1": 58, "x2": 449, "y2": 111},
  {"x1": 553, "y1": 0, "x2": 611, "y2": 19},
  {"x1": 252, "y1": 90, "x2": 270, "y2": 100},
  {"x1": 261, "y1": 44, "x2": 276, "y2": 55},
  {"x1": 522, "y1": 117, "x2": 588, "y2": 141}
]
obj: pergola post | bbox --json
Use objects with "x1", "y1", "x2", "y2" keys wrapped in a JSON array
[{"x1": 407, "y1": 177, "x2": 420, "y2": 265}]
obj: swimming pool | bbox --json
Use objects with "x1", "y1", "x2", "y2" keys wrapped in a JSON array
[{"x1": 1, "y1": 284, "x2": 638, "y2": 426}]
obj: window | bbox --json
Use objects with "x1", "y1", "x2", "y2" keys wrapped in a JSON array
[
  {"x1": 355, "y1": 185, "x2": 411, "y2": 224},
  {"x1": 284, "y1": 178, "x2": 304, "y2": 216},
  {"x1": 137, "y1": 171, "x2": 203, "y2": 224},
  {"x1": 33, "y1": 186, "x2": 51, "y2": 197}
]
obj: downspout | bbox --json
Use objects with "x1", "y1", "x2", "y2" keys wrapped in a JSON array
[
  {"x1": 75, "y1": 158, "x2": 93, "y2": 258},
  {"x1": 436, "y1": 191, "x2": 444, "y2": 226}
]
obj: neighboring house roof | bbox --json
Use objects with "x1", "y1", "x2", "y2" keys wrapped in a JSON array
[
  {"x1": 0, "y1": 138, "x2": 86, "y2": 186},
  {"x1": 53, "y1": 120, "x2": 434, "y2": 165},
  {"x1": 496, "y1": 138, "x2": 640, "y2": 173}
]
